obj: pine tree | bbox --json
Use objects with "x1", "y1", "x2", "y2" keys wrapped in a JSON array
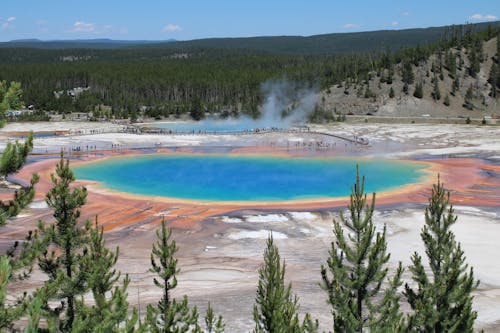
[
  {"x1": 451, "y1": 76, "x2": 459, "y2": 96},
  {"x1": 24, "y1": 294, "x2": 43, "y2": 333},
  {"x1": 432, "y1": 74, "x2": 441, "y2": 101},
  {"x1": 0, "y1": 212, "x2": 44, "y2": 329},
  {"x1": 146, "y1": 219, "x2": 198, "y2": 333},
  {"x1": 204, "y1": 302, "x2": 225, "y2": 333},
  {"x1": 443, "y1": 94, "x2": 450, "y2": 106},
  {"x1": 404, "y1": 178, "x2": 479, "y2": 332},
  {"x1": 253, "y1": 234, "x2": 316, "y2": 333},
  {"x1": 301, "y1": 313, "x2": 319, "y2": 333},
  {"x1": 402, "y1": 61, "x2": 415, "y2": 85},
  {"x1": 189, "y1": 98, "x2": 205, "y2": 121},
  {"x1": 497, "y1": 34, "x2": 500, "y2": 58},
  {"x1": 0, "y1": 131, "x2": 33, "y2": 178},
  {"x1": 445, "y1": 50, "x2": 457, "y2": 78},
  {"x1": 402, "y1": 83, "x2": 409, "y2": 95},
  {"x1": 413, "y1": 82, "x2": 423, "y2": 99},
  {"x1": 72, "y1": 218, "x2": 139, "y2": 332},
  {"x1": 320, "y1": 166, "x2": 405, "y2": 332},
  {"x1": 36, "y1": 154, "x2": 89, "y2": 332},
  {"x1": 488, "y1": 62, "x2": 498, "y2": 98},
  {"x1": 464, "y1": 84, "x2": 474, "y2": 110},
  {"x1": 468, "y1": 41, "x2": 481, "y2": 78},
  {"x1": 389, "y1": 87, "x2": 395, "y2": 98},
  {"x1": 0, "y1": 256, "x2": 23, "y2": 330},
  {"x1": 0, "y1": 81, "x2": 24, "y2": 113}
]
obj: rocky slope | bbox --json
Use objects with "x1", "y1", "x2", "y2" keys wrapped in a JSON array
[{"x1": 320, "y1": 37, "x2": 499, "y2": 119}]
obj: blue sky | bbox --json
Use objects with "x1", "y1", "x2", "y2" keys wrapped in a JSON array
[{"x1": 0, "y1": 0, "x2": 498, "y2": 41}]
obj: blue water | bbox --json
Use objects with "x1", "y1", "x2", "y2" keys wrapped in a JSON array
[
  {"x1": 73, "y1": 155, "x2": 427, "y2": 201},
  {"x1": 150, "y1": 118, "x2": 287, "y2": 133},
  {"x1": 11, "y1": 132, "x2": 59, "y2": 139}
]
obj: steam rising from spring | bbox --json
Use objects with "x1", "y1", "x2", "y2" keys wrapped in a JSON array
[
  {"x1": 155, "y1": 78, "x2": 319, "y2": 132},
  {"x1": 258, "y1": 78, "x2": 319, "y2": 128}
]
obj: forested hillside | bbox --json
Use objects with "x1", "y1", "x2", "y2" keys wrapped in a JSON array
[
  {"x1": 0, "y1": 22, "x2": 498, "y2": 121},
  {"x1": 1, "y1": 21, "x2": 498, "y2": 54},
  {"x1": 317, "y1": 28, "x2": 500, "y2": 119}
]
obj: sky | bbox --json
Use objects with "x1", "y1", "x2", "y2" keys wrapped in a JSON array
[{"x1": 0, "y1": 0, "x2": 498, "y2": 42}]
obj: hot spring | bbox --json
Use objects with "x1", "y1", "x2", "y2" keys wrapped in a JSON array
[
  {"x1": 147, "y1": 118, "x2": 293, "y2": 133},
  {"x1": 73, "y1": 155, "x2": 428, "y2": 202}
]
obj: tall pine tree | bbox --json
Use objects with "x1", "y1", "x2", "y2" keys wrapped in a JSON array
[
  {"x1": 432, "y1": 74, "x2": 441, "y2": 101},
  {"x1": 404, "y1": 178, "x2": 479, "y2": 332},
  {"x1": 146, "y1": 219, "x2": 198, "y2": 333},
  {"x1": 320, "y1": 166, "x2": 404, "y2": 332},
  {"x1": 36, "y1": 154, "x2": 89, "y2": 332}
]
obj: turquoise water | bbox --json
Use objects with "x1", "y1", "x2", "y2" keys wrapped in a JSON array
[
  {"x1": 151, "y1": 118, "x2": 287, "y2": 133},
  {"x1": 73, "y1": 155, "x2": 426, "y2": 201}
]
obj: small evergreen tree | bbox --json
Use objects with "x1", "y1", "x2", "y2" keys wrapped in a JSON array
[
  {"x1": 432, "y1": 75, "x2": 441, "y2": 101},
  {"x1": 146, "y1": 220, "x2": 198, "y2": 333},
  {"x1": 1, "y1": 252, "x2": 32, "y2": 329},
  {"x1": 204, "y1": 302, "x2": 225, "y2": 333},
  {"x1": 402, "y1": 61, "x2": 415, "y2": 85},
  {"x1": 189, "y1": 98, "x2": 205, "y2": 121},
  {"x1": 443, "y1": 94, "x2": 450, "y2": 106},
  {"x1": 488, "y1": 62, "x2": 498, "y2": 98},
  {"x1": 468, "y1": 44, "x2": 481, "y2": 78},
  {"x1": 320, "y1": 167, "x2": 404, "y2": 332},
  {"x1": 253, "y1": 234, "x2": 315, "y2": 333},
  {"x1": 402, "y1": 83, "x2": 409, "y2": 95},
  {"x1": 386, "y1": 68, "x2": 394, "y2": 84},
  {"x1": 0, "y1": 199, "x2": 43, "y2": 330},
  {"x1": 24, "y1": 294, "x2": 43, "y2": 332},
  {"x1": 0, "y1": 256, "x2": 22, "y2": 330},
  {"x1": 463, "y1": 84, "x2": 474, "y2": 110},
  {"x1": 36, "y1": 154, "x2": 89, "y2": 332},
  {"x1": 413, "y1": 82, "x2": 423, "y2": 99},
  {"x1": 0, "y1": 131, "x2": 33, "y2": 178},
  {"x1": 73, "y1": 218, "x2": 139, "y2": 332},
  {"x1": 404, "y1": 178, "x2": 479, "y2": 332},
  {"x1": 389, "y1": 87, "x2": 395, "y2": 98},
  {"x1": 445, "y1": 50, "x2": 457, "y2": 78},
  {"x1": 451, "y1": 76, "x2": 460, "y2": 96},
  {"x1": 0, "y1": 81, "x2": 24, "y2": 114}
]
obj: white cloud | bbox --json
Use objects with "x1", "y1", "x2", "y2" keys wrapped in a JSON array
[
  {"x1": 72, "y1": 21, "x2": 96, "y2": 33},
  {"x1": 343, "y1": 23, "x2": 360, "y2": 29},
  {"x1": 391, "y1": 21, "x2": 399, "y2": 26},
  {"x1": 1, "y1": 17, "x2": 15, "y2": 29},
  {"x1": 401, "y1": 11, "x2": 409, "y2": 16},
  {"x1": 162, "y1": 24, "x2": 182, "y2": 32},
  {"x1": 469, "y1": 13, "x2": 497, "y2": 21},
  {"x1": 69, "y1": 21, "x2": 125, "y2": 35}
]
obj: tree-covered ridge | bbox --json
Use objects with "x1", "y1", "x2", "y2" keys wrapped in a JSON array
[
  {"x1": 0, "y1": 51, "x2": 371, "y2": 119},
  {"x1": 0, "y1": 22, "x2": 498, "y2": 121},
  {"x1": 0, "y1": 21, "x2": 498, "y2": 54}
]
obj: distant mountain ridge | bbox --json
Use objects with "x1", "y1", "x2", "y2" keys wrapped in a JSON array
[
  {"x1": 1, "y1": 21, "x2": 499, "y2": 54},
  {"x1": 2, "y1": 38, "x2": 176, "y2": 49}
]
